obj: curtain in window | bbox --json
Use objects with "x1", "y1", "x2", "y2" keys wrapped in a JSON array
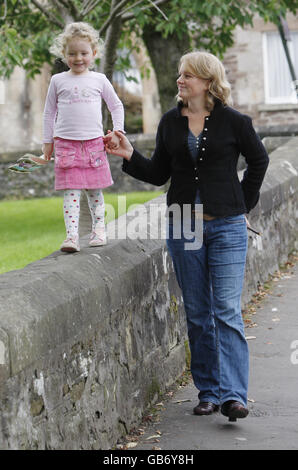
[{"x1": 264, "y1": 31, "x2": 298, "y2": 103}]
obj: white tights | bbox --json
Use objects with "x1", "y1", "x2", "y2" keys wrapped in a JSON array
[{"x1": 63, "y1": 189, "x2": 105, "y2": 239}]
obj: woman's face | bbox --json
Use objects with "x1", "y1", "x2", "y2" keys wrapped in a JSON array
[{"x1": 177, "y1": 65, "x2": 210, "y2": 101}]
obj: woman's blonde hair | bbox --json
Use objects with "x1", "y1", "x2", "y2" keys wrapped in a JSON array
[
  {"x1": 177, "y1": 51, "x2": 232, "y2": 111},
  {"x1": 50, "y1": 22, "x2": 103, "y2": 63}
]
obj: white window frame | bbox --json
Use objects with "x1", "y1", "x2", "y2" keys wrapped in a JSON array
[{"x1": 263, "y1": 30, "x2": 298, "y2": 105}]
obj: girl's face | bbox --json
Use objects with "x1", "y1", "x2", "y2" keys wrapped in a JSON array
[
  {"x1": 177, "y1": 65, "x2": 210, "y2": 101},
  {"x1": 65, "y1": 38, "x2": 96, "y2": 75}
]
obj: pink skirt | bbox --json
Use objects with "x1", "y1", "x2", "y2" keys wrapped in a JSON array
[{"x1": 54, "y1": 136, "x2": 114, "y2": 190}]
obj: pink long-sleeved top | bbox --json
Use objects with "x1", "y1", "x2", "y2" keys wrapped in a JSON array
[{"x1": 43, "y1": 71, "x2": 125, "y2": 142}]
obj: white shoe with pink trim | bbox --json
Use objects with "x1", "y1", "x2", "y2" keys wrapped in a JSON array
[
  {"x1": 60, "y1": 237, "x2": 80, "y2": 253},
  {"x1": 89, "y1": 228, "x2": 107, "y2": 247}
]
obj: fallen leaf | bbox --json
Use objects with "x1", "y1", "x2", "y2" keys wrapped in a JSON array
[
  {"x1": 126, "y1": 442, "x2": 138, "y2": 448},
  {"x1": 245, "y1": 336, "x2": 256, "y2": 340},
  {"x1": 146, "y1": 435, "x2": 161, "y2": 440},
  {"x1": 272, "y1": 318, "x2": 280, "y2": 322},
  {"x1": 248, "y1": 398, "x2": 255, "y2": 403},
  {"x1": 126, "y1": 435, "x2": 139, "y2": 442},
  {"x1": 152, "y1": 446, "x2": 161, "y2": 450},
  {"x1": 142, "y1": 414, "x2": 153, "y2": 422}
]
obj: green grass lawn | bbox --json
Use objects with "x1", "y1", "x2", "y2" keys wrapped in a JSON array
[{"x1": 0, "y1": 191, "x2": 163, "y2": 274}]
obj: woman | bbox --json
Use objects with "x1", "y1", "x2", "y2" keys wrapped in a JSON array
[{"x1": 105, "y1": 51, "x2": 269, "y2": 422}]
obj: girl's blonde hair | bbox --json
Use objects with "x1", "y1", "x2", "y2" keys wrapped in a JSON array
[
  {"x1": 50, "y1": 22, "x2": 103, "y2": 63},
  {"x1": 177, "y1": 51, "x2": 232, "y2": 111}
]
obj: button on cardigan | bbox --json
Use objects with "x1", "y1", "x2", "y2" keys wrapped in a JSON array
[{"x1": 122, "y1": 99, "x2": 269, "y2": 216}]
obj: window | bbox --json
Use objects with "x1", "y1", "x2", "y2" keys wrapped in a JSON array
[{"x1": 263, "y1": 30, "x2": 298, "y2": 104}]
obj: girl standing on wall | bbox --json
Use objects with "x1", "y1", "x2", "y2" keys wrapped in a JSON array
[{"x1": 43, "y1": 22, "x2": 125, "y2": 252}]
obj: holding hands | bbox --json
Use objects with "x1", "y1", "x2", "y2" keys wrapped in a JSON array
[{"x1": 103, "y1": 130, "x2": 133, "y2": 161}]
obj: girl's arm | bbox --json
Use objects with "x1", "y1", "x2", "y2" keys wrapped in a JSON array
[
  {"x1": 101, "y1": 75, "x2": 125, "y2": 133},
  {"x1": 42, "y1": 143, "x2": 54, "y2": 161},
  {"x1": 43, "y1": 76, "x2": 58, "y2": 147}
]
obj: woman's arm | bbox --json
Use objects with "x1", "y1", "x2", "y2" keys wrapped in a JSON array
[
  {"x1": 105, "y1": 121, "x2": 171, "y2": 186},
  {"x1": 239, "y1": 115, "x2": 269, "y2": 212}
]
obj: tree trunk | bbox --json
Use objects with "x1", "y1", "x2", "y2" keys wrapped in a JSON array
[
  {"x1": 142, "y1": 26, "x2": 190, "y2": 114},
  {"x1": 100, "y1": 17, "x2": 122, "y2": 81}
]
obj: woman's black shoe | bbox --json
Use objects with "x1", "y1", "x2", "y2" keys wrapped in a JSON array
[{"x1": 221, "y1": 400, "x2": 249, "y2": 422}]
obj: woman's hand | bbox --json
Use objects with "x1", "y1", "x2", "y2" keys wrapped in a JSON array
[
  {"x1": 245, "y1": 215, "x2": 261, "y2": 236},
  {"x1": 103, "y1": 130, "x2": 133, "y2": 161},
  {"x1": 42, "y1": 143, "x2": 54, "y2": 161}
]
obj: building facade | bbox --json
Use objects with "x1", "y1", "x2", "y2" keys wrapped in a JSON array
[{"x1": 223, "y1": 13, "x2": 298, "y2": 135}]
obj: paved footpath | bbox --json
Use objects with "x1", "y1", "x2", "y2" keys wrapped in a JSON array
[{"x1": 129, "y1": 259, "x2": 298, "y2": 450}]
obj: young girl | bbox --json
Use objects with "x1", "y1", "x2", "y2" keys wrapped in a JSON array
[{"x1": 43, "y1": 22, "x2": 125, "y2": 253}]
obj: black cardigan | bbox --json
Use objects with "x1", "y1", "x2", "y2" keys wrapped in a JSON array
[{"x1": 122, "y1": 100, "x2": 269, "y2": 216}]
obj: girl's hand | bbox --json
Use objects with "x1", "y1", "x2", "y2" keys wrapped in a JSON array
[
  {"x1": 105, "y1": 131, "x2": 121, "y2": 150},
  {"x1": 103, "y1": 130, "x2": 133, "y2": 161},
  {"x1": 42, "y1": 143, "x2": 54, "y2": 161}
]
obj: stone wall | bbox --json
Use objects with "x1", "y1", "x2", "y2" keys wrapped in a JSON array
[
  {"x1": 0, "y1": 137, "x2": 297, "y2": 449},
  {"x1": 0, "y1": 66, "x2": 49, "y2": 154},
  {"x1": 0, "y1": 202, "x2": 187, "y2": 449},
  {"x1": 242, "y1": 137, "x2": 298, "y2": 304}
]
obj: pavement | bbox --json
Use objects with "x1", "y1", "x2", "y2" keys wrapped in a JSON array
[{"x1": 122, "y1": 256, "x2": 298, "y2": 451}]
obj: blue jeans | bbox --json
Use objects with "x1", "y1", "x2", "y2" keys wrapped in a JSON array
[{"x1": 166, "y1": 211, "x2": 249, "y2": 406}]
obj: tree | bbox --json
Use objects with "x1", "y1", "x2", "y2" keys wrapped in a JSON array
[
  {"x1": 1, "y1": 0, "x2": 297, "y2": 234},
  {"x1": 0, "y1": 0, "x2": 173, "y2": 80},
  {"x1": 1, "y1": 0, "x2": 297, "y2": 113},
  {"x1": 140, "y1": 0, "x2": 298, "y2": 112}
]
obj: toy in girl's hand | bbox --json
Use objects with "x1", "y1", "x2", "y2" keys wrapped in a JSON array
[{"x1": 8, "y1": 154, "x2": 53, "y2": 173}]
